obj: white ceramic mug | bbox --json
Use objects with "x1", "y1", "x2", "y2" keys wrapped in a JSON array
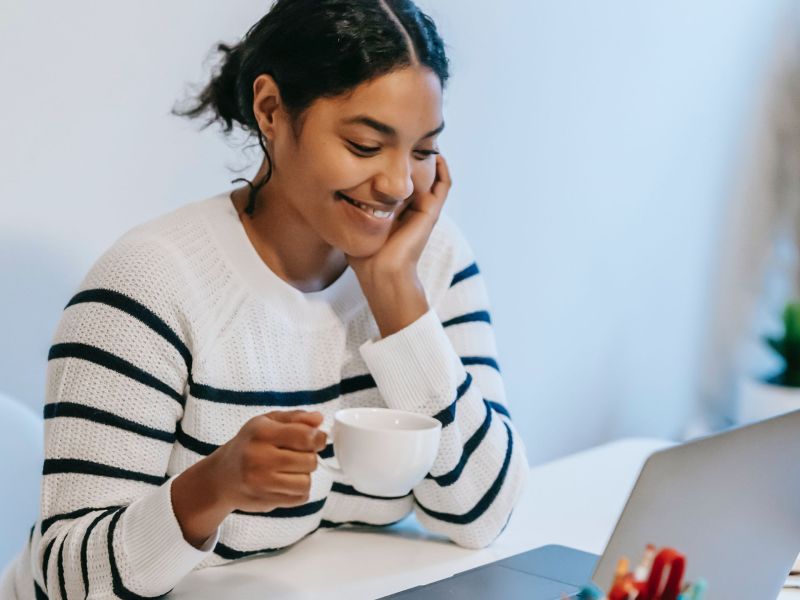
[{"x1": 317, "y1": 407, "x2": 441, "y2": 497}]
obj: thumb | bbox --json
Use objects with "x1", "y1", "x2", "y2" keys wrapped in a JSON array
[
  {"x1": 266, "y1": 410, "x2": 324, "y2": 428},
  {"x1": 291, "y1": 411, "x2": 325, "y2": 428}
]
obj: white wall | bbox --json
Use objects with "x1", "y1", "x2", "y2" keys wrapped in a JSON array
[{"x1": 1, "y1": 1, "x2": 797, "y2": 466}]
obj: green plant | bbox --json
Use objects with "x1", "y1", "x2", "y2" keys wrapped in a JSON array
[{"x1": 765, "y1": 301, "x2": 800, "y2": 387}]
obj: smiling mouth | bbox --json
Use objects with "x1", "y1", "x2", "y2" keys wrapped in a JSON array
[{"x1": 335, "y1": 192, "x2": 395, "y2": 219}]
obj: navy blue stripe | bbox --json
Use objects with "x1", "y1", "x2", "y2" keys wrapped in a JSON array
[
  {"x1": 48, "y1": 343, "x2": 185, "y2": 408},
  {"x1": 41, "y1": 537, "x2": 55, "y2": 595},
  {"x1": 339, "y1": 373, "x2": 376, "y2": 394},
  {"x1": 442, "y1": 310, "x2": 491, "y2": 329},
  {"x1": 41, "y1": 505, "x2": 123, "y2": 536},
  {"x1": 188, "y1": 373, "x2": 375, "y2": 407},
  {"x1": 450, "y1": 262, "x2": 479, "y2": 287},
  {"x1": 189, "y1": 379, "x2": 341, "y2": 407},
  {"x1": 43, "y1": 458, "x2": 167, "y2": 487},
  {"x1": 432, "y1": 373, "x2": 472, "y2": 427},
  {"x1": 81, "y1": 509, "x2": 117, "y2": 599},
  {"x1": 319, "y1": 517, "x2": 406, "y2": 529},
  {"x1": 44, "y1": 402, "x2": 175, "y2": 444},
  {"x1": 66, "y1": 288, "x2": 192, "y2": 372},
  {"x1": 415, "y1": 421, "x2": 514, "y2": 525},
  {"x1": 213, "y1": 541, "x2": 284, "y2": 560},
  {"x1": 486, "y1": 400, "x2": 511, "y2": 418},
  {"x1": 107, "y1": 508, "x2": 173, "y2": 599},
  {"x1": 233, "y1": 498, "x2": 326, "y2": 519},
  {"x1": 330, "y1": 482, "x2": 411, "y2": 501},
  {"x1": 57, "y1": 536, "x2": 67, "y2": 600},
  {"x1": 175, "y1": 422, "x2": 217, "y2": 456},
  {"x1": 34, "y1": 581, "x2": 48, "y2": 600},
  {"x1": 176, "y1": 424, "x2": 335, "y2": 460},
  {"x1": 461, "y1": 355, "x2": 501, "y2": 373},
  {"x1": 426, "y1": 399, "x2": 495, "y2": 487},
  {"x1": 214, "y1": 519, "x2": 403, "y2": 559}
]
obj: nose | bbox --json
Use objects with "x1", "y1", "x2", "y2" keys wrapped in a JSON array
[{"x1": 374, "y1": 155, "x2": 414, "y2": 204}]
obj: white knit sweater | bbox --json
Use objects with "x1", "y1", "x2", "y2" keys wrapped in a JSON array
[{"x1": 2, "y1": 191, "x2": 529, "y2": 599}]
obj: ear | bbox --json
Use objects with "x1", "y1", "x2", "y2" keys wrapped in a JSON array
[{"x1": 252, "y1": 73, "x2": 283, "y2": 141}]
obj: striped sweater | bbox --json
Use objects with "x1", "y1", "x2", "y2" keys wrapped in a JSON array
[{"x1": 1, "y1": 191, "x2": 529, "y2": 599}]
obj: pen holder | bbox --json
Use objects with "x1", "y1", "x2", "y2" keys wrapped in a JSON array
[{"x1": 595, "y1": 544, "x2": 707, "y2": 600}]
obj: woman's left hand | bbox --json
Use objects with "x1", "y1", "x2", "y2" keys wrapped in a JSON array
[{"x1": 346, "y1": 154, "x2": 452, "y2": 337}]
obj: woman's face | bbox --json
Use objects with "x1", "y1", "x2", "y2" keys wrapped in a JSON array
[{"x1": 258, "y1": 66, "x2": 444, "y2": 258}]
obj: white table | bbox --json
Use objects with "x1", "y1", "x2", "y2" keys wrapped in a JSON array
[{"x1": 170, "y1": 437, "x2": 799, "y2": 599}]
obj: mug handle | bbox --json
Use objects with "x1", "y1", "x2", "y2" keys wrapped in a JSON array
[{"x1": 316, "y1": 425, "x2": 343, "y2": 477}]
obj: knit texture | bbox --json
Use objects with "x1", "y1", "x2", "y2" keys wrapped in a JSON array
[{"x1": 4, "y1": 191, "x2": 529, "y2": 599}]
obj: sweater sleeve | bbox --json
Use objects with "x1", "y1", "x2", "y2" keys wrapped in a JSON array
[
  {"x1": 32, "y1": 233, "x2": 219, "y2": 600},
  {"x1": 358, "y1": 220, "x2": 529, "y2": 549}
]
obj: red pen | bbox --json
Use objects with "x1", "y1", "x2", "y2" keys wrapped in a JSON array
[{"x1": 638, "y1": 548, "x2": 685, "y2": 600}]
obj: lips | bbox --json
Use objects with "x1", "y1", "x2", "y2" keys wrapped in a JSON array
[{"x1": 335, "y1": 192, "x2": 395, "y2": 218}]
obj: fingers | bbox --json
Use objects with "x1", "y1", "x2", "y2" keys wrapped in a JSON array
[
  {"x1": 266, "y1": 410, "x2": 323, "y2": 427},
  {"x1": 263, "y1": 410, "x2": 327, "y2": 448},
  {"x1": 271, "y1": 447, "x2": 318, "y2": 474},
  {"x1": 264, "y1": 472, "x2": 312, "y2": 497},
  {"x1": 428, "y1": 155, "x2": 451, "y2": 219},
  {"x1": 265, "y1": 420, "x2": 327, "y2": 452},
  {"x1": 434, "y1": 154, "x2": 452, "y2": 191},
  {"x1": 263, "y1": 492, "x2": 311, "y2": 508},
  {"x1": 410, "y1": 154, "x2": 451, "y2": 221}
]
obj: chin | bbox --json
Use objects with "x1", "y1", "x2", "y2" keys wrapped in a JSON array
[{"x1": 337, "y1": 233, "x2": 388, "y2": 259}]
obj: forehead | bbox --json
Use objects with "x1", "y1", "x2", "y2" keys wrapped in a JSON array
[{"x1": 312, "y1": 66, "x2": 443, "y2": 138}]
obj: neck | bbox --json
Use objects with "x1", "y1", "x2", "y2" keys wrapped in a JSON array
[{"x1": 230, "y1": 164, "x2": 348, "y2": 294}]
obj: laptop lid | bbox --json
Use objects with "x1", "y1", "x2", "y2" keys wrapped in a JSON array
[{"x1": 592, "y1": 408, "x2": 800, "y2": 598}]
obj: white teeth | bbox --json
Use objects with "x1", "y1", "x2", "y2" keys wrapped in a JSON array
[{"x1": 341, "y1": 194, "x2": 393, "y2": 219}]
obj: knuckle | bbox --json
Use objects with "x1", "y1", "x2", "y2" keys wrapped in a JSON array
[
  {"x1": 286, "y1": 494, "x2": 308, "y2": 507},
  {"x1": 246, "y1": 416, "x2": 270, "y2": 439},
  {"x1": 270, "y1": 451, "x2": 291, "y2": 471},
  {"x1": 305, "y1": 429, "x2": 317, "y2": 447},
  {"x1": 297, "y1": 485, "x2": 310, "y2": 503},
  {"x1": 239, "y1": 417, "x2": 257, "y2": 437},
  {"x1": 289, "y1": 425, "x2": 312, "y2": 448}
]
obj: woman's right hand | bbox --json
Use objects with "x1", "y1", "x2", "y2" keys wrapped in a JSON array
[
  {"x1": 172, "y1": 409, "x2": 327, "y2": 548},
  {"x1": 211, "y1": 409, "x2": 328, "y2": 513}
]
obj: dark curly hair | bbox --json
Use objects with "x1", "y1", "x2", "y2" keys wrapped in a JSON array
[{"x1": 173, "y1": 0, "x2": 450, "y2": 217}]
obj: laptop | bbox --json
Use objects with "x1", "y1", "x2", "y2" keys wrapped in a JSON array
[{"x1": 383, "y1": 408, "x2": 800, "y2": 599}]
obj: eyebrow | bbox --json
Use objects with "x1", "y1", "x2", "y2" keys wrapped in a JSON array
[{"x1": 343, "y1": 115, "x2": 445, "y2": 140}]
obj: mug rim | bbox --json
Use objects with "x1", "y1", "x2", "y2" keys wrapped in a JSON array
[{"x1": 334, "y1": 407, "x2": 441, "y2": 433}]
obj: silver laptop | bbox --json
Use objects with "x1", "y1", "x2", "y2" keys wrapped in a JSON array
[{"x1": 384, "y1": 408, "x2": 800, "y2": 599}]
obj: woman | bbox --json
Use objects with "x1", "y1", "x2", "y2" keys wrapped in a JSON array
[{"x1": 1, "y1": 0, "x2": 529, "y2": 597}]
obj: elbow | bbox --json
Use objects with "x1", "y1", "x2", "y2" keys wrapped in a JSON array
[
  {"x1": 456, "y1": 454, "x2": 530, "y2": 549},
  {"x1": 450, "y1": 527, "x2": 503, "y2": 550}
]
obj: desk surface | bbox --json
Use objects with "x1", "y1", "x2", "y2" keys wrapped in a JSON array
[{"x1": 170, "y1": 437, "x2": 799, "y2": 599}]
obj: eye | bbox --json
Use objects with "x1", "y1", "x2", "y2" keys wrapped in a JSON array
[
  {"x1": 346, "y1": 140, "x2": 441, "y2": 161},
  {"x1": 414, "y1": 149, "x2": 440, "y2": 161},
  {"x1": 347, "y1": 141, "x2": 380, "y2": 156}
]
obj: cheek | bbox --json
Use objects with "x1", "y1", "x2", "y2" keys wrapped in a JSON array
[
  {"x1": 316, "y1": 151, "x2": 371, "y2": 191},
  {"x1": 413, "y1": 161, "x2": 437, "y2": 194}
]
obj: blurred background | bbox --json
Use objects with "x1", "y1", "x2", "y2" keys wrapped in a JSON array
[{"x1": 2, "y1": 0, "x2": 800, "y2": 567}]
